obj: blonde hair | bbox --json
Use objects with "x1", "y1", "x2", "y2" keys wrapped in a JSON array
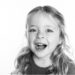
[{"x1": 12, "y1": 6, "x2": 74, "y2": 75}]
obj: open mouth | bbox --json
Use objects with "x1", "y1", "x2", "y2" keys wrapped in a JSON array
[{"x1": 35, "y1": 43, "x2": 47, "y2": 50}]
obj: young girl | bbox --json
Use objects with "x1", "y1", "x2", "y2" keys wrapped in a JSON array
[{"x1": 12, "y1": 5, "x2": 75, "y2": 75}]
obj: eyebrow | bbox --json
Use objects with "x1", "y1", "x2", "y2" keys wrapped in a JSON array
[
  {"x1": 29, "y1": 25, "x2": 52, "y2": 27},
  {"x1": 29, "y1": 25, "x2": 56, "y2": 29},
  {"x1": 45, "y1": 25, "x2": 54, "y2": 27},
  {"x1": 29, "y1": 25, "x2": 37, "y2": 27},
  {"x1": 45, "y1": 25, "x2": 57, "y2": 29}
]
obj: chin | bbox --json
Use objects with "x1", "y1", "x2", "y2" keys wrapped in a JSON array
[{"x1": 34, "y1": 52, "x2": 48, "y2": 58}]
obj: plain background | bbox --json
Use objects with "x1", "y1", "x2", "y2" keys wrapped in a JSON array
[{"x1": 0, "y1": 0, "x2": 75, "y2": 75}]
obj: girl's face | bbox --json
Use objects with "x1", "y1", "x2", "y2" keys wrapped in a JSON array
[{"x1": 26, "y1": 12, "x2": 61, "y2": 58}]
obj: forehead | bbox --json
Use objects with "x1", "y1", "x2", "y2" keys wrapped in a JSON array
[{"x1": 27, "y1": 12, "x2": 59, "y2": 29}]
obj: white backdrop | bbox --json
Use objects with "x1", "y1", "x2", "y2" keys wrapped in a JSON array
[{"x1": 0, "y1": 0, "x2": 75, "y2": 75}]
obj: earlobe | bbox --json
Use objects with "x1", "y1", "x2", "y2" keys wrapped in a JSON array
[{"x1": 59, "y1": 38, "x2": 62, "y2": 44}]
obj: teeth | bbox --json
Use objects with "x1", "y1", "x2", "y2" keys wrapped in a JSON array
[
  {"x1": 38, "y1": 44, "x2": 43, "y2": 45},
  {"x1": 35, "y1": 42, "x2": 46, "y2": 45}
]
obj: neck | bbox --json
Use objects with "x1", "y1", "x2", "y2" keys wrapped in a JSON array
[{"x1": 33, "y1": 54, "x2": 52, "y2": 68}]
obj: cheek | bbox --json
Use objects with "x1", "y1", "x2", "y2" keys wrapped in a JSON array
[
  {"x1": 27, "y1": 33, "x2": 36, "y2": 43},
  {"x1": 47, "y1": 35, "x2": 60, "y2": 52},
  {"x1": 47, "y1": 33, "x2": 60, "y2": 44}
]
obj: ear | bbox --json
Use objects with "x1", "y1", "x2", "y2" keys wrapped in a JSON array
[{"x1": 25, "y1": 31, "x2": 28, "y2": 39}]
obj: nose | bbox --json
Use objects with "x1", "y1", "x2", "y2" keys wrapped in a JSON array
[{"x1": 36, "y1": 31, "x2": 44, "y2": 39}]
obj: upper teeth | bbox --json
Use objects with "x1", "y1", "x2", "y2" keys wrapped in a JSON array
[
  {"x1": 38, "y1": 44, "x2": 43, "y2": 45},
  {"x1": 35, "y1": 43, "x2": 44, "y2": 45},
  {"x1": 35, "y1": 43, "x2": 47, "y2": 46}
]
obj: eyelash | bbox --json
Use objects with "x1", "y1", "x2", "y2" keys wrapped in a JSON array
[
  {"x1": 29, "y1": 29, "x2": 53, "y2": 33},
  {"x1": 46, "y1": 29, "x2": 53, "y2": 32},
  {"x1": 29, "y1": 29, "x2": 36, "y2": 32}
]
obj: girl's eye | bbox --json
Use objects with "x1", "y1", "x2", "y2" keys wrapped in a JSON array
[
  {"x1": 46, "y1": 29, "x2": 53, "y2": 32},
  {"x1": 29, "y1": 29, "x2": 36, "y2": 32}
]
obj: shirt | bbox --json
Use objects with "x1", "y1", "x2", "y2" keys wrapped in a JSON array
[
  {"x1": 67, "y1": 62, "x2": 75, "y2": 75},
  {"x1": 26, "y1": 57, "x2": 57, "y2": 75}
]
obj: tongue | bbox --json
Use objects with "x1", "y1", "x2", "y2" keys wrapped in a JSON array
[{"x1": 35, "y1": 45, "x2": 47, "y2": 50}]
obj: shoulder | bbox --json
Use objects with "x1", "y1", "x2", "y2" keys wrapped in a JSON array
[
  {"x1": 67, "y1": 62, "x2": 75, "y2": 75},
  {"x1": 11, "y1": 71, "x2": 23, "y2": 75}
]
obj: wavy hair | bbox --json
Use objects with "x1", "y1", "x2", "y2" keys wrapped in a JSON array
[{"x1": 12, "y1": 6, "x2": 74, "y2": 75}]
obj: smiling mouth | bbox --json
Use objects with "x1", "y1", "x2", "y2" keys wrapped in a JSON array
[{"x1": 34, "y1": 43, "x2": 47, "y2": 50}]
